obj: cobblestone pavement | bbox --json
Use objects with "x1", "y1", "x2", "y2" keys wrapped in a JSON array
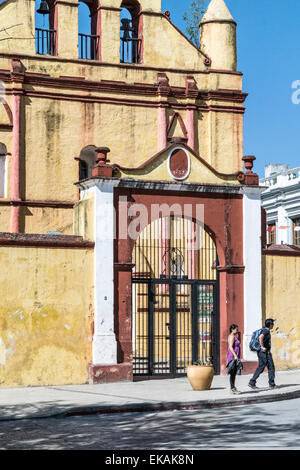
[{"x1": 0, "y1": 398, "x2": 299, "y2": 450}]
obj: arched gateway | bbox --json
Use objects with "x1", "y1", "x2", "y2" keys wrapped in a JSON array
[{"x1": 132, "y1": 216, "x2": 220, "y2": 377}]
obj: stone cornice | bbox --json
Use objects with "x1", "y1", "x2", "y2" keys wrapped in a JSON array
[
  {"x1": 0, "y1": 199, "x2": 76, "y2": 208},
  {"x1": 0, "y1": 232, "x2": 94, "y2": 249},
  {"x1": 263, "y1": 244, "x2": 300, "y2": 257},
  {"x1": 261, "y1": 182, "x2": 300, "y2": 199},
  {"x1": 0, "y1": 69, "x2": 247, "y2": 104},
  {"x1": 75, "y1": 176, "x2": 245, "y2": 196},
  {"x1": 0, "y1": 52, "x2": 244, "y2": 76}
]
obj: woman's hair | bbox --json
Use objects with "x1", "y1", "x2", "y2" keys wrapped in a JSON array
[{"x1": 229, "y1": 324, "x2": 238, "y2": 333}]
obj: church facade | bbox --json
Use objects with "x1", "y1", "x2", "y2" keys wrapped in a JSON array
[{"x1": 0, "y1": 0, "x2": 298, "y2": 387}]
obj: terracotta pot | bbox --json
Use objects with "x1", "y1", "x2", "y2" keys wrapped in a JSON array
[{"x1": 187, "y1": 365, "x2": 214, "y2": 391}]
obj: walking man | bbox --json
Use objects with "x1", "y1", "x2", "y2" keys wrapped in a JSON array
[{"x1": 248, "y1": 319, "x2": 276, "y2": 390}]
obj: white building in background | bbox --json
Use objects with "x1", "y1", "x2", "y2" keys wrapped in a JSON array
[{"x1": 260, "y1": 164, "x2": 300, "y2": 246}]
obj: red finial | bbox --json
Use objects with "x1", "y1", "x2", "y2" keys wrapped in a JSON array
[{"x1": 92, "y1": 147, "x2": 113, "y2": 178}]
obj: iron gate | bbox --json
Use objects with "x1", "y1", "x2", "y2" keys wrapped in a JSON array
[
  {"x1": 131, "y1": 216, "x2": 220, "y2": 377},
  {"x1": 132, "y1": 278, "x2": 219, "y2": 377}
]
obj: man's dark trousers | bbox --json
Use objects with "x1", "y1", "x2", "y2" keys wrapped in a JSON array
[{"x1": 249, "y1": 350, "x2": 275, "y2": 387}]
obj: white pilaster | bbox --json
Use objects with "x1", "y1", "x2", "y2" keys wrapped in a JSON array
[
  {"x1": 82, "y1": 181, "x2": 118, "y2": 364},
  {"x1": 242, "y1": 187, "x2": 265, "y2": 361}
]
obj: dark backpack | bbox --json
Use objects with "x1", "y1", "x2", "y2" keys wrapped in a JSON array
[{"x1": 249, "y1": 329, "x2": 262, "y2": 351}]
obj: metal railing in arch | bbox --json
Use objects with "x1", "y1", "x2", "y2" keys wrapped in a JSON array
[{"x1": 131, "y1": 216, "x2": 220, "y2": 377}]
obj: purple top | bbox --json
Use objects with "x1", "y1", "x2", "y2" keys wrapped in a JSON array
[{"x1": 226, "y1": 336, "x2": 241, "y2": 366}]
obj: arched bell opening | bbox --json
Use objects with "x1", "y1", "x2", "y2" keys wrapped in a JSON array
[
  {"x1": 120, "y1": 0, "x2": 142, "y2": 64},
  {"x1": 131, "y1": 215, "x2": 220, "y2": 378},
  {"x1": 78, "y1": 0, "x2": 100, "y2": 60},
  {"x1": 35, "y1": 0, "x2": 57, "y2": 56}
]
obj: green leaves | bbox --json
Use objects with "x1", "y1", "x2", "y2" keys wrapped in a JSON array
[{"x1": 183, "y1": 0, "x2": 207, "y2": 48}]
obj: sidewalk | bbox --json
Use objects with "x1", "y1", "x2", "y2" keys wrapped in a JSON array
[{"x1": 0, "y1": 369, "x2": 299, "y2": 421}]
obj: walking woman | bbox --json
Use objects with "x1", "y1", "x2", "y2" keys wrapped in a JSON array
[{"x1": 226, "y1": 324, "x2": 241, "y2": 394}]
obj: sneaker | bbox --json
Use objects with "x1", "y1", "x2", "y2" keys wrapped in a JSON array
[
  {"x1": 248, "y1": 383, "x2": 259, "y2": 390},
  {"x1": 269, "y1": 384, "x2": 277, "y2": 390},
  {"x1": 231, "y1": 388, "x2": 241, "y2": 395}
]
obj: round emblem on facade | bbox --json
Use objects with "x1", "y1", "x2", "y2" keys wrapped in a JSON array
[{"x1": 168, "y1": 147, "x2": 191, "y2": 181}]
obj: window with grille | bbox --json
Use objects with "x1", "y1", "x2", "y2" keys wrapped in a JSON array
[
  {"x1": 267, "y1": 224, "x2": 276, "y2": 245},
  {"x1": 293, "y1": 219, "x2": 300, "y2": 246}
]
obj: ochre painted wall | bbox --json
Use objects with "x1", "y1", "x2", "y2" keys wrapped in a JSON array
[
  {"x1": 0, "y1": 245, "x2": 94, "y2": 387},
  {"x1": 262, "y1": 254, "x2": 300, "y2": 371},
  {"x1": 0, "y1": 0, "x2": 245, "y2": 234}
]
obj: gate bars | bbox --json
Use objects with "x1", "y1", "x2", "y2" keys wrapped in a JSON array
[
  {"x1": 132, "y1": 279, "x2": 219, "y2": 377},
  {"x1": 132, "y1": 217, "x2": 219, "y2": 377}
]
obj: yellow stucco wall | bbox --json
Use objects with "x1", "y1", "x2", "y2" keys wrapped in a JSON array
[
  {"x1": 0, "y1": 245, "x2": 94, "y2": 387},
  {"x1": 262, "y1": 254, "x2": 300, "y2": 371},
  {"x1": 73, "y1": 194, "x2": 95, "y2": 242},
  {"x1": 24, "y1": 207, "x2": 74, "y2": 235},
  {"x1": 0, "y1": 0, "x2": 245, "y2": 232},
  {"x1": 0, "y1": 0, "x2": 36, "y2": 55},
  {"x1": 0, "y1": 206, "x2": 10, "y2": 232}
]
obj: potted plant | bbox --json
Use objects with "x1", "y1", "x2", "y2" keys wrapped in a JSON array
[{"x1": 187, "y1": 358, "x2": 214, "y2": 391}]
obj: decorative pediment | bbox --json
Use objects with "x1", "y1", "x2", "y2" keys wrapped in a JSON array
[{"x1": 113, "y1": 142, "x2": 243, "y2": 185}]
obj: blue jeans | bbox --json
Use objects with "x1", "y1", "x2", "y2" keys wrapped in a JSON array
[{"x1": 249, "y1": 350, "x2": 275, "y2": 387}]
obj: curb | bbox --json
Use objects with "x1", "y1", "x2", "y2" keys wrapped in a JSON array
[
  {"x1": 1, "y1": 387, "x2": 299, "y2": 422},
  {"x1": 61, "y1": 388, "x2": 300, "y2": 417}
]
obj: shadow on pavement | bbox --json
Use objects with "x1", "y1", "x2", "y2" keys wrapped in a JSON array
[{"x1": 0, "y1": 401, "x2": 299, "y2": 449}]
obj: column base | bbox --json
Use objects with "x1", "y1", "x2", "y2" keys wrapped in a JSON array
[
  {"x1": 89, "y1": 363, "x2": 133, "y2": 384},
  {"x1": 220, "y1": 361, "x2": 258, "y2": 375},
  {"x1": 242, "y1": 361, "x2": 258, "y2": 374}
]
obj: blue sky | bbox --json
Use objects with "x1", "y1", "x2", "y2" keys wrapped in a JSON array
[
  {"x1": 30, "y1": 1, "x2": 300, "y2": 176},
  {"x1": 162, "y1": 0, "x2": 300, "y2": 177}
]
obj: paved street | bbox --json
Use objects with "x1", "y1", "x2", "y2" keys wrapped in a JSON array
[{"x1": 0, "y1": 398, "x2": 299, "y2": 450}]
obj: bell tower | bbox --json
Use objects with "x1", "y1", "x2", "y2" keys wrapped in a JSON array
[{"x1": 200, "y1": 0, "x2": 237, "y2": 71}]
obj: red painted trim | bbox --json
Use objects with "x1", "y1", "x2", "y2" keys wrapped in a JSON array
[
  {"x1": 114, "y1": 262, "x2": 135, "y2": 271},
  {"x1": 201, "y1": 19, "x2": 237, "y2": 26},
  {"x1": 99, "y1": 6, "x2": 122, "y2": 12},
  {"x1": 157, "y1": 105, "x2": 167, "y2": 151},
  {"x1": 167, "y1": 112, "x2": 188, "y2": 139},
  {"x1": 2, "y1": 100, "x2": 13, "y2": 125},
  {"x1": 242, "y1": 362, "x2": 259, "y2": 375},
  {"x1": 89, "y1": 363, "x2": 133, "y2": 384},
  {"x1": 10, "y1": 92, "x2": 22, "y2": 233},
  {"x1": 0, "y1": 232, "x2": 94, "y2": 249},
  {"x1": 8, "y1": 89, "x2": 245, "y2": 113},
  {"x1": 0, "y1": 99, "x2": 13, "y2": 131},
  {"x1": 0, "y1": 124, "x2": 13, "y2": 131},
  {"x1": 263, "y1": 245, "x2": 300, "y2": 257},
  {"x1": 186, "y1": 108, "x2": 195, "y2": 150},
  {"x1": 216, "y1": 265, "x2": 245, "y2": 273},
  {"x1": 54, "y1": 0, "x2": 79, "y2": 7},
  {"x1": 0, "y1": 69, "x2": 247, "y2": 104},
  {"x1": 114, "y1": 190, "x2": 244, "y2": 377},
  {"x1": 0, "y1": 199, "x2": 75, "y2": 208}
]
